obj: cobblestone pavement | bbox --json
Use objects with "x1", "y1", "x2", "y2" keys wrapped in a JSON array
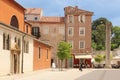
[{"x1": 0, "y1": 68, "x2": 120, "y2": 80}]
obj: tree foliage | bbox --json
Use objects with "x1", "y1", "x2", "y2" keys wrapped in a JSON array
[
  {"x1": 111, "y1": 26, "x2": 120, "y2": 50},
  {"x1": 57, "y1": 41, "x2": 71, "y2": 70},
  {"x1": 92, "y1": 17, "x2": 112, "y2": 50},
  {"x1": 94, "y1": 54, "x2": 104, "y2": 64}
]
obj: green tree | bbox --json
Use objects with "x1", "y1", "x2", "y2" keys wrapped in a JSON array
[
  {"x1": 92, "y1": 17, "x2": 112, "y2": 50},
  {"x1": 94, "y1": 54, "x2": 104, "y2": 64},
  {"x1": 111, "y1": 26, "x2": 120, "y2": 50},
  {"x1": 57, "y1": 41, "x2": 71, "y2": 71}
]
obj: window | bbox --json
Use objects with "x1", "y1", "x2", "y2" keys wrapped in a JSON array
[
  {"x1": 53, "y1": 28, "x2": 56, "y2": 33},
  {"x1": 68, "y1": 41, "x2": 73, "y2": 49},
  {"x1": 46, "y1": 49, "x2": 49, "y2": 59},
  {"x1": 38, "y1": 47, "x2": 41, "y2": 59},
  {"x1": 3, "y1": 33, "x2": 11, "y2": 50},
  {"x1": 68, "y1": 27, "x2": 74, "y2": 36},
  {"x1": 34, "y1": 17, "x2": 38, "y2": 20},
  {"x1": 43, "y1": 26, "x2": 49, "y2": 34},
  {"x1": 6, "y1": 35, "x2": 10, "y2": 50},
  {"x1": 3, "y1": 33, "x2": 6, "y2": 49},
  {"x1": 79, "y1": 27, "x2": 85, "y2": 36},
  {"x1": 26, "y1": 25, "x2": 28, "y2": 33},
  {"x1": 14, "y1": 37, "x2": 17, "y2": 42},
  {"x1": 79, "y1": 41, "x2": 85, "y2": 49},
  {"x1": 26, "y1": 41, "x2": 29, "y2": 53},
  {"x1": 24, "y1": 17, "x2": 27, "y2": 20},
  {"x1": 32, "y1": 27, "x2": 40, "y2": 38},
  {"x1": 10, "y1": 15, "x2": 19, "y2": 29},
  {"x1": 59, "y1": 27, "x2": 65, "y2": 35},
  {"x1": 68, "y1": 15, "x2": 74, "y2": 23},
  {"x1": 23, "y1": 40, "x2": 29, "y2": 53},
  {"x1": 18, "y1": 38, "x2": 21, "y2": 49},
  {"x1": 78, "y1": 15, "x2": 85, "y2": 23}
]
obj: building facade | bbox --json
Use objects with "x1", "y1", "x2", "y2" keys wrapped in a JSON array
[
  {"x1": 33, "y1": 40, "x2": 51, "y2": 70},
  {"x1": 0, "y1": 0, "x2": 51, "y2": 75},
  {"x1": 64, "y1": 6, "x2": 93, "y2": 68},
  {"x1": 25, "y1": 6, "x2": 93, "y2": 68},
  {"x1": 25, "y1": 8, "x2": 65, "y2": 67}
]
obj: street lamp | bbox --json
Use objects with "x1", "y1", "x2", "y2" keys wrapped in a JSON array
[{"x1": 101, "y1": 21, "x2": 112, "y2": 68}]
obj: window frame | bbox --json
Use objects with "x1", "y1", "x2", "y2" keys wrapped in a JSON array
[
  {"x1": 3, "y1": 33, "x2": 11, "y2": 50},
  {"x1": 68, "y1": 40, "x2": 74, "y2": 49},
  {"x1": 3, "y1": 33, "x2": 6, "y2": 50},
  {"x1": 46, "y1": 49, "x2": 49, "y2": 59},
  {"x1": 38, "y1": 47, "x2": 41, "y2": 59},
  {"x1": 68, "y1": 15, "x2": 74, "y2": 23},
  {"x1": 26, "y1": 25, "x2": 28, "y2": 33},
  {"x1": 79, "y1": 27, "x2": 85, "y2": 36},
  {"x1": 79, "y1": 41, "x2": 85, "y2": 49},
  {"x1": 78, "y1": 15, "x2": 85, "y2": 23},
  {"x1": 43, "y1": 26, "x2": 49, "y2": 34},
  {"x1": 59, "y1": 26, "x2": 65, "y2": 35},
  {"x1": 34, "y1": 17, "x2": 38, "y2": 20},
  {"x1": 68, "y1": 27, "x2": 74, "y2": 36}
]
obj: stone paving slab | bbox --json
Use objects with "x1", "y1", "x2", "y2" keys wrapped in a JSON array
[
  {"x1": 0, "y1": 68, "x2": 120, "y2": 80},
  {"x1": 0, "y1": 68, "x2": 93, "y2": 80},
  {"x1": 75, "y1": 69, "x2": 120, "y2": 80}
]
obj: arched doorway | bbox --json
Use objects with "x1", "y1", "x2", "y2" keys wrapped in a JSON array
[
  {"x1": 10, "y1": 43, "x2": 20, "y2": 74},
  {"x1": 10, "y1": 15, "x2": 19, "y2": 29}
]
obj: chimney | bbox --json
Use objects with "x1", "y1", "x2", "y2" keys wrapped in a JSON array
[{"x1": 75, "y1": 6, "x2": 78, "y2": 9}]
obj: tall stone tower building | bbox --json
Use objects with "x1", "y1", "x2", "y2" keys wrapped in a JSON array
[{"x1": 64, "y1": 6, "x2": 93, "y2": 67}]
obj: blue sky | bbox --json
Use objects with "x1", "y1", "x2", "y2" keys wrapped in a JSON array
[{"x1": 16, "y1": 0, "x2": 120, "y2": 26}]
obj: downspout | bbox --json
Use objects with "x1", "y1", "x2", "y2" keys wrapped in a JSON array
[{"x1": 21, "y1": 34, "x2": 26, "y2": 73}]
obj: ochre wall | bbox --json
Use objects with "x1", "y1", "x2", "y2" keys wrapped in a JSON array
[
  {"x1": 33, "y1": 40, "x2": 51, "y2": 71},
  {"x1": 0, "y1": 0, "x2": 25, "y2": 32},
  {"x1": 24, "y1": 22, "x2": 32, "y2": 35}
]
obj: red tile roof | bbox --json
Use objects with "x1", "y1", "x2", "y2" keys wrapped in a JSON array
[
  {"x1": 40, "y1": 16, "x2": 64, "y2": 23},
  {"x1": 25, "y1": 8, "x2": 42, "y2": 15},
  {"x1": 64, "y1": 6, "x2": 93, "y2": 15}
]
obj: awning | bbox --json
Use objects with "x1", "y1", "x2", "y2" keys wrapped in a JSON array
[
  {"x1": 75, "y1": 55, "x2": 92, "y2": 59},
  {"x1": 113, "y1": 56, "x2": 120, "y2": 60}
]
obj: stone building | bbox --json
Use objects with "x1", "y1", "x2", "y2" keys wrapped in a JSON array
[
  {"x1": 25, "y1": 6, "x2": 93, "y2": 68},
  {"x1": 64, "y1": 6, "x2": 93, "y2": 67},
  {"x1": 25, "y1": 8, "x2": 65, "y2": 67}
]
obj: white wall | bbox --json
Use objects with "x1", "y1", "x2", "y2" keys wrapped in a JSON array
[
  {"x1": 0, "y1": 26, "x2": 34, "y2": 75},
  {"x1": 0, "y1": 28, "x2": 11, "y2": 75},
  {"x1": 23, "y1": 38, "x2": 33, "y2": 72}
]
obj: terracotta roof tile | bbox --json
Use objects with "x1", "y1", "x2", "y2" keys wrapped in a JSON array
[
  {"x1": 40, "y1": 16, "x2": 64, "y2": 23},
  {"x1": 25, "y1": 8, "x2": 42, "y2": 15}
]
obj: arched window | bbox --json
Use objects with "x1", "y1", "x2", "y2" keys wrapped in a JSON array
[{"x1": 10, "y1": 15, "x2": 19, "y2": 29}]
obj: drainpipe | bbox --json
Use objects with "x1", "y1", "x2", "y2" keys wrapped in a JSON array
[{"x1": 21, "y1": 34, "x2": 26, "y2": 73}]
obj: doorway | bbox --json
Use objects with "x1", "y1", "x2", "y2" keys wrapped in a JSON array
[{"x1": 11, "y1": 53, "x2": 20, "y2": 74}]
